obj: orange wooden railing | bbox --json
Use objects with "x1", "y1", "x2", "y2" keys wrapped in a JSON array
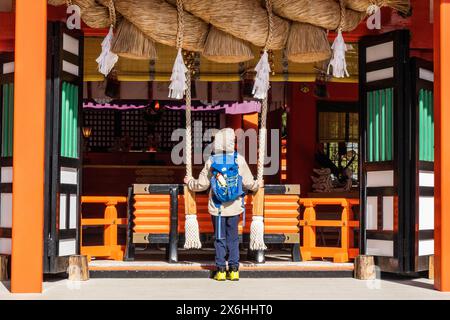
[
  {"x1": 133, "y1": 194, "x2": 300, "y2": 235},
  {"x1": 299, "y1": 198, "x2": 360, "y2": 263},
  {"x1": 81, "y1": 196, "x2": 128, "y2": 261}
]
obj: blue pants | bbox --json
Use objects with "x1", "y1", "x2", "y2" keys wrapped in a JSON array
[{"x1": 211, "y1": 215, "x2": 240, "y2": 269}]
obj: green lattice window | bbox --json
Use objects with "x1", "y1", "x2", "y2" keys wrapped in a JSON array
[
  {"x1": 367, "y1": 88, "x2": 393, "y2": 162},
  {"x1": 61, "y1": 82, "x2": 79, "y2": 159},
  {"x1": 1, "y1": 83, "x2": 14, "y2": 158},
  {"x1": 419, "y1": 89, "x2": 434, "y2": 162}
]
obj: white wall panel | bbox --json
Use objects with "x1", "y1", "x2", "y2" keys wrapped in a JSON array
[
  {"x1": 367, "y1": 170, "x2": 394, "y2": 187},
  {"x1": 383, "y1": 196, "x2": 394, "y2": 231},
  {"x1": 366, "y1": 196, "x2": 378, "y2": 230},
  {"x1": 367, "y1": 239, "x2": 394, "y2": 257},
  {"x1": 0, "y1": 193, "x2": 12, "y2": 228}
]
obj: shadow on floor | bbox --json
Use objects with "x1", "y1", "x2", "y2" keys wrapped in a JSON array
[
  {"x1": 381, "y1": 272, "x2": 435, "y2": 290},
  {"x1": 0, "y1": 280, "x2": 11, "y2": 292}
]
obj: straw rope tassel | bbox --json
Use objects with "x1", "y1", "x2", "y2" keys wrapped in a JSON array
[
  {"x1": 171, "y1": 0, "x2": 201, "y2": 249},
  {"x1": 250, "y1": 0, "x2": 273, "y2": 252},
  {"x1": 96, "y1": 0, "x2": 119, "y2": 77},
  {"x1": 327, "y1": 0, "x2": 350, "y2": 79}
]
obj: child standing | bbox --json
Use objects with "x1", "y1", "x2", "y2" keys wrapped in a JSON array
[{"x1": 184, "y1": 128, "x2": 260, "y2": 281}]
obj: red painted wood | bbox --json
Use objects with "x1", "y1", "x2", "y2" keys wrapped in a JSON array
[
  {"x1": 286, "y1": 82, "x2": 358, "y2": 195},
  {"x1": 434, "y1": 0, "x2": 450, "y2": 292},
  {"x1": 0, "y1": 12, "x2": 14, "y2": 40}
]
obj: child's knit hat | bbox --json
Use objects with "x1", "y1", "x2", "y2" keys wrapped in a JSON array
[{"x1": 213, "y1": 128, "x2": 235, "y2": 153}]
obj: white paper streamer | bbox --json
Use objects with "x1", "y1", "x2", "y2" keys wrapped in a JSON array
[
  {"x1": 252, "y1": 50, "x2": 271, "y2": 100},
  {"x1": 327, "y1": 30, "x2": 350, "y2": 78},
  {"x1": 168, "y1": 48, "x2": 188, "y2": 100},
  {"x1": 96, "y1": 25, "x2": 119, "y2": 77}
]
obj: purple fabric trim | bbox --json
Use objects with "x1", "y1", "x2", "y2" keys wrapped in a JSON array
[
  {"x1": 83, "y1": 102, "x2": 147, "y2": 110},
  {"x1": 83, "y1": 101, "x2": 261, "y2": 115},
  {"x1": 164, "y1": 101, "x2": 261, "y2": 115}
]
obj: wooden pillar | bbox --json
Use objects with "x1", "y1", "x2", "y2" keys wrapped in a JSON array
[
  {"x1": 11, "y1": 0, "x2": 47, "y2": 293},
  {"x1": 286, "y1": 83, "x2": 317, "y2": 196},
  {"x1": 434, "y1": 0, "x2": 450, "y2": 292}
]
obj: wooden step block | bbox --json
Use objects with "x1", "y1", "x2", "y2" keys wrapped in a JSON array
[
  {"x1": 354, "y1": 255, "x2": 376, "y2": 280},
  {"x1": 429, "y1": 255, "x2": 434, "y2": 280},
  {"x1": 68, "y1": 255, "x2": 90, "y2": 281},
  {"x1": 0, "y1": 255, "x2": 9, "y2": 281}
]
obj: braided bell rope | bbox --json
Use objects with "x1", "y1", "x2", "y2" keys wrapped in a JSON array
[
  {"x1": 175, "y1": 0, "x2": 193, "y2": 179},
  {"x1": 338, "y1": 0, "x2": 346, "y2": 32},
  {"x1": 176, "y1": 0, "x2": 185, "y2": 50},
  {"x1": 107, "y1": 0, "x2": 117, "y2": 27},
  {"x1": 257, "y1": 0, "x2": 274, "y2": 182},
  {"x1": 263, "y1": 0, "x2": 274, "y2": 52},
  {"x1": 185, "y1": 71, "x2": 193, "y2": 178}
]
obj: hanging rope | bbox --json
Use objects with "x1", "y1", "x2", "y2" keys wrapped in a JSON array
[
  {"x1": 185, "y1": 72, "x2": 193, "y2": 179},
  {"x1": 327, "y1": 0, "x2": 350, "y2": 78},
  {"x1": 106, "y1": 0, "x2": 117, "y2": 27},
  {"x1": 257, "y1": 0, "x2": 273, "y2": 183},
  {"x1": 264, "y1": 0, "x2": 274, "y2": 52},
  {"x1": 257, "y1": 101, "x2": 268, "y2": 183},
  {"x1": 169, "y1": 0, "x2": 189, "y2": 100},
  {"x1": 250, "y1": 0, "x2": 273, "y2": 252},
  {"x1": 96, "y1": 0, "x2": 118, "y2": 76},
  {"x1": 176, "y1": 0, "x2": 184, "y2": 51},
  {"x1": 252, "y1": 0, "x2": 273, "y2": 101},
  {"x1": 171, "y1": 0, "x2": 201, "y2": 250}
]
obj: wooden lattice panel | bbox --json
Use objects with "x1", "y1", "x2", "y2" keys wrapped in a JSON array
[
  {"x1": 121, "y1": 110, "x2": 149, "y2": 150},
  {"x1": 153, "y1": 110, "x2": 183, "y2": 151},
  {"x1": 83, "y1": 109, "x2": 116, "y2": 150},
  {"x1": 192, "y1": 111, "x2": 222, "y2": 149}
]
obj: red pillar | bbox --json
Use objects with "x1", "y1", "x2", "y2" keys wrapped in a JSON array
[
  {"x1": 226, "y1": 114, "x2": 242, "y2": 130},
  {"x1": 434, "y1": 0, "x2": 450, "y2": 292},
  {"x1": 287, "y1": 83, "x2": 317, "y2": 196},
  {"x1": 11, "y1": 0, "x2": 47, "y2": 293}
]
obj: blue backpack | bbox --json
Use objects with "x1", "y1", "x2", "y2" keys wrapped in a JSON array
[{"x1": 210, "y1": 152, "x2": 246, "y2": 239}]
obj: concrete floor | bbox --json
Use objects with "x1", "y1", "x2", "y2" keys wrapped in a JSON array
[{"x1": 1, "y1": 277, "x2": 450, "y2": 300}]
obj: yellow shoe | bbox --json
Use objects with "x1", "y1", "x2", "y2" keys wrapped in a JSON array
[
  {"x1": 227, "y1": 269, "x2": 240, "y2": 281},
  {"x1": 214, "y1": 269, "x2": 227, "y2": 281}
]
